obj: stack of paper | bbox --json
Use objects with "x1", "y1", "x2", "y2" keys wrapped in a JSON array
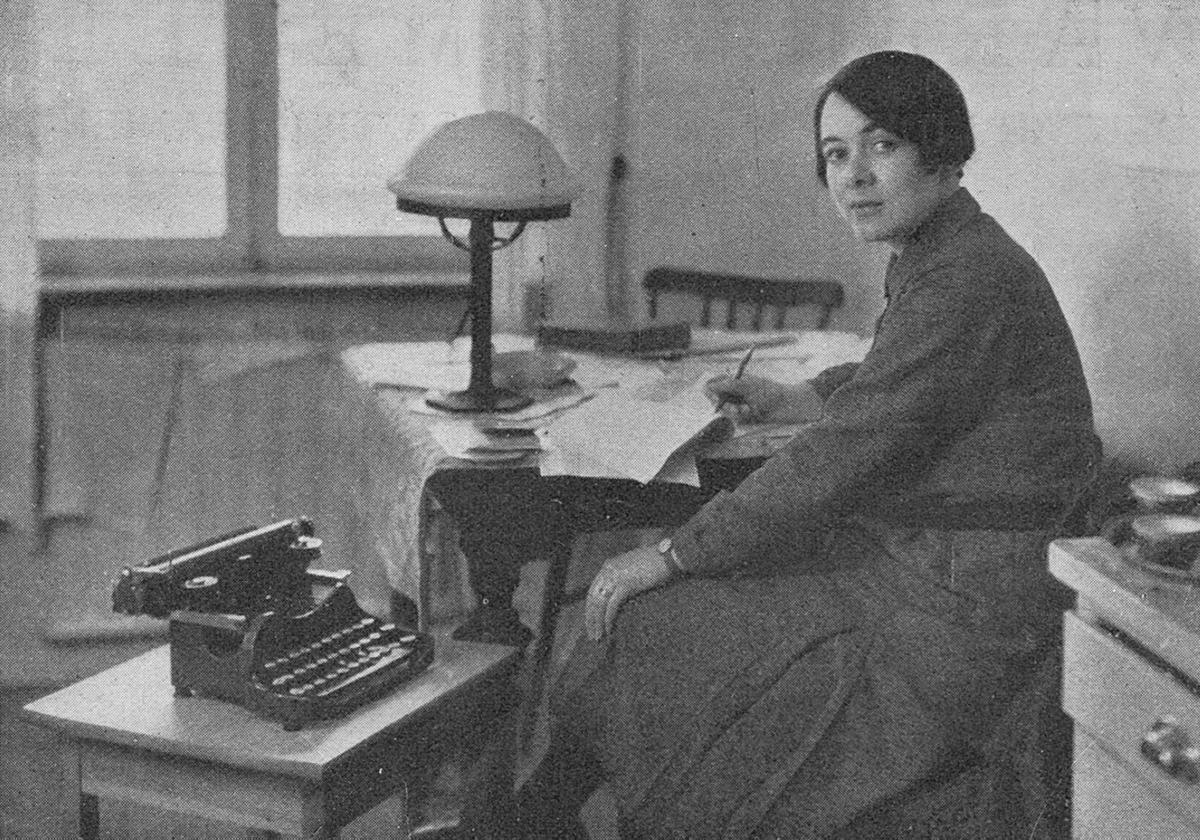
[{"x1": 429, "y1": 421, "x2": 542, "y2": 462}]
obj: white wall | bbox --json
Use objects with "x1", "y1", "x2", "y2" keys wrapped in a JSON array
[
  {"x1": 863, "y1": 0, "x2": 1200, "y2": 471},
  {"x1": 622, "y1": 1, "x2": 887, "y2": 331},
  {"x1": 546, "y1": 0, "x2": 888, "y2": 332},
  {"x1": 549, "y1": 0, "x2": 1200, "y2": 472}
]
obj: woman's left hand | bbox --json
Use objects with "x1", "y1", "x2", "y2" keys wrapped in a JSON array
[{"x1": 585, "y1": 545, "x2": 676, "y2": 641}]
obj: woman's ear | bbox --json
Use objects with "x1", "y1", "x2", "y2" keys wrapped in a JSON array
[{"x1": 936, "y1": 163, "x2": 963, "y2": 188}]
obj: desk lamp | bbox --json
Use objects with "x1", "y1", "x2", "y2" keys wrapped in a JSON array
[{"x1": 388, "y1": 111, "x2": 578, "y2": 412}]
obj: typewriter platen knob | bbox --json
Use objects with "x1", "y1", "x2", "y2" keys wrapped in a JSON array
[
  {"x1": 293, "y1": 535, "x2": 323, "y2": 563},
  {"x1": 183, "y1": 575, "x2": 221, "y2": 611}
]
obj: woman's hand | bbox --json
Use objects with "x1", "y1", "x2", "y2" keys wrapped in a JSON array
[
  {"x1": 705, "y1": 374, "x2": 824, "y2": 424},
  {"x1": 585, "y1": 545, "x2": 676, "y2": 641}
]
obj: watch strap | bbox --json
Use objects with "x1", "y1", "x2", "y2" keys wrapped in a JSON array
[{"x1": 658, "y1": 537, "x2": 686, "y2": 577}]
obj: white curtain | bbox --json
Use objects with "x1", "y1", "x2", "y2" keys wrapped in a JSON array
[
  {"x1": 485, "y1": 0, "x2": 630, "y2": 329},
  {"x1": 482, "y1": 0, "x2": 548, "y2": 330},
  {"x1": 0, "y1": 0, "x2": 40, "y2": 528}
]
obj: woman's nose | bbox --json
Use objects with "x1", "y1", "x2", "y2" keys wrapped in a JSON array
[{"x1": 844, "y1": 152, "x2": 874, "y2": 187}]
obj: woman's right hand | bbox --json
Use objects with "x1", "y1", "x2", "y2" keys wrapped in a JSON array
[
  {"x1": 705, "y1": 374, "x2": 823, "y2": 424},
  {"x1": 585, "y1": 545, "x2": 676, "y2": 641}
]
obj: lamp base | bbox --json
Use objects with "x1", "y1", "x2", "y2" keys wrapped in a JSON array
[{"x1": 426, "y1": 388, "x2": 533, "y2": 413}]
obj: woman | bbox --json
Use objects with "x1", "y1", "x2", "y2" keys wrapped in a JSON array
[{"x1": 518, "y1": 51, "x2": 1098, "y2": 839}]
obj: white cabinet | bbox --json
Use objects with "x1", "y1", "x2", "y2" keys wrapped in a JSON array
[{"x1": 1051, "y1": 538, "x2": 1200, "y2": 839}]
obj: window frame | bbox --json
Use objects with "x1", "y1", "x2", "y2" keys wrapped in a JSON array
[{"x1": 37, "y1": 0, "x2": 466, "y2": 279}]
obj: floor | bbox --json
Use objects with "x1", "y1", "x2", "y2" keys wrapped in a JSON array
[{"x1": 0, "y1": 292, "x2": 620, "y2": 838}]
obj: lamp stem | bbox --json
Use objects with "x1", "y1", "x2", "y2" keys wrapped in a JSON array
[
  {"x1": 467, "y1": 217, "x2": 495, "y2": 400},
  {"x1": 424, "y1": 215, "x2": 532, "y2": 412}
]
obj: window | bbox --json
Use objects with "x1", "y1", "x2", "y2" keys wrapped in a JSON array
[
  {"x1": 277, "y1": 0, "x2": 483, "y2": 237},
  {"x1": 35, "y1": 0, "x2": 228, "y2": 242},
  {"x1": 35, "y1": 0, "x2": 483, "y2": 276}
]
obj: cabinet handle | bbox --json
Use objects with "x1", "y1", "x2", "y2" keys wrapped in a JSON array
[{"x1": 1141, "y1": 717, "x2": 1200, "y2": 783}]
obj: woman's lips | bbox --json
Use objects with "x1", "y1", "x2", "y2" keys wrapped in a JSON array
[{"x1": 848, "y1": 201, "x2": 883, "y2": 218}]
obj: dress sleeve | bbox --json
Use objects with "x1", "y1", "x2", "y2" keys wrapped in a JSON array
[
  {"x1": 811, "y1": 362, "x2": 861, "y2": 401},
  {"x1": 671, "y1": 256, "x2": 1012, "y2": 576}
]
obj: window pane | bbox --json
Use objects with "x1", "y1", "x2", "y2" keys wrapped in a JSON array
[
  {"x1": 277, "y1": 0, "x2": 484, "y2": 236},
  {"x1": 34, "y1": 0, "x2": 227, "y2": 239}
]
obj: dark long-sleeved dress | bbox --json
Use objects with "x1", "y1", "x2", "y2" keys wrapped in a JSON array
[{"x1": 553, "y1": 188, "x2": 1099, "y2": 839}]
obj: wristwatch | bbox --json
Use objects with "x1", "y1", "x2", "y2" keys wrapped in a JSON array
[{"x1": 657, "y1": 536, "x2": 686, "y2": 576}]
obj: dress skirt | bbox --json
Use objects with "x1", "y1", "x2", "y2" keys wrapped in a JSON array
[{"x1": 552, "y1": 517, "x2": 1065, "y2": 839}]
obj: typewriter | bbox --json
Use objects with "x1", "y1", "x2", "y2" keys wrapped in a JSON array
[{"x1": 112, "y1": 517, "x2": 434, "y2": 730}]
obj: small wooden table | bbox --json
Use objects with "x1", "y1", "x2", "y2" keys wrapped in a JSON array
[{"x1": 21, "y1": 633, "x2": 521, "y2": 839}]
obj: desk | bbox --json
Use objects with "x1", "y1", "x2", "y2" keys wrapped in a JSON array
[
  {"x1": 22, "y1": 633, "x2": 521, "y2": 839},
  {"x1": 1050, "y1": 538, "x2": 1200, "y2": 838},
  {"x1": 340, "y1": 331, "x2": 869, "y2": 645}
]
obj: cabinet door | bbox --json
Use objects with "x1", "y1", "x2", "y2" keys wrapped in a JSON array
[
  {"x1": 1064, "y1": 611, "x2": 1200, "y2": 836},
  {"x1": 1074, "y1": 733, "x2": 1198, "y2": 839}
]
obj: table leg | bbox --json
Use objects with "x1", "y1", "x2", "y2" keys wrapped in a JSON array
[
  {"x1": 457, "y1": 708, "x2": 519, "y2": 840},
  {"x1": 521, "y1": 533, "x2": 574, "y2": 740},
  {"x1": 56, "y1": 737, "x2": 94, "y2": 840},
  {"x1": 425, "y1": 471, "x2": 715, "y2": 648},
  {"x1": 79, "y1": 794, "x2": 99, "y2": 840},
  {"x1": 426, "y1": 469, "x2": 563, "y2": 647}
]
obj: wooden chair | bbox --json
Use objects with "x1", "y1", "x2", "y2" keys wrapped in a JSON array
[
  {"x1": 831, "y1": 640, "x2": 1072, "y2": 840},
  {"x1": 832, "y1": 466, "x2": 1110, "y2": 840},
  {"x1": 643, "y1": 265, "x2": 844, "y2": 331}
]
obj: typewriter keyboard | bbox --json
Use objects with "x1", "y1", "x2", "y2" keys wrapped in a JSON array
[
  {"x1": 256, "y1": 616, "x2": 422, "y2": 699},
  {"x1": 246, "y1": 586, "x2": 435, "y2": 728}
]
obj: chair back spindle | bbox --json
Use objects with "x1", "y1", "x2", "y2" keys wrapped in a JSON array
[{"x1": 643, "y1": 266, "x2": 844, "y2": 332}]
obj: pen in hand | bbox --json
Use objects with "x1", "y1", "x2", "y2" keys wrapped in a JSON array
[{"x1": 714, "y1": 346, "x2": 755, "y2": 413}]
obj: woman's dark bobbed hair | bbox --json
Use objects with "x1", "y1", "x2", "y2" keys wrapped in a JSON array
[{"x1": 814, "y1": 51, "x2": 974, "y2": 186}]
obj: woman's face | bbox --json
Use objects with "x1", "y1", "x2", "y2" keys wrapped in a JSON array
[{"x1": 819, "y1": 92, "x2": 957, "y2": 251}]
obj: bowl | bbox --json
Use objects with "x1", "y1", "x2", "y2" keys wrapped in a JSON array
[
  {"x1": 1130, "y1": 513, "x2": 1200, "y2": 573},
  {"x1": 1130, "y1": 475, "x2": 1200, "y2": 514}
]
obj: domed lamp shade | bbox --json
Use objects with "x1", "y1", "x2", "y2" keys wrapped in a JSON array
[{"x1": 389, "y1": 111, "x2": 578, "y2": 412}]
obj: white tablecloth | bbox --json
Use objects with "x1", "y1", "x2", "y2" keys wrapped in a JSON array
[{"x1": 339, "y1": 330, "x2": 871, "y2": 623}]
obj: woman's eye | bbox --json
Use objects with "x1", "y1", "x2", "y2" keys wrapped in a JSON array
[
  {"x1": 823, "y1": 148, "x2": 846, "y2": 163},
  {"x1": 873, "y1": 139, "x2": 896, "y2": 153}
]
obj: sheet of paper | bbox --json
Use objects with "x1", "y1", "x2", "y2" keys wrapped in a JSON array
[
  {"x1": 565, "y1": 354, "x2": 666, "y2": 391},
  {"x1": 539, "y1": 389, "x2": 729, "y2": 485}
]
